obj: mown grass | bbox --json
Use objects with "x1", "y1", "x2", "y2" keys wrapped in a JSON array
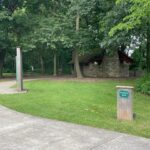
[{"x1": 0, "y1": 79, "x2": 149, "y2": 138}]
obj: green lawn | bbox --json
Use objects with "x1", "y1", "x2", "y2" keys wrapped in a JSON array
[{"x1": 0, "y1": 79, "x2": 150, "y2": 138}]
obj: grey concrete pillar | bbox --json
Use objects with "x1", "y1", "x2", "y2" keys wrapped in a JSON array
[
  {"x1": 16, "y1": 47, "x2": 23, "y2": 91},
  {"x1": 116, "y1": 86, "x2": 134, "y2": 121}
]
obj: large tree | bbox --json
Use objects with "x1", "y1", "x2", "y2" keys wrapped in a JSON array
[
  {"x1": 0, "y1": 0, "x2": 32, "y2": 77},
  {"x1": 24, "y1": 1, "x2": 72, "y2": 76},
  {"x1": 66, "y1": 0, "x2": 101, "y2": 78},
  {"x1": 109, "y1": 0, "x2": 150, "y2": 72}
]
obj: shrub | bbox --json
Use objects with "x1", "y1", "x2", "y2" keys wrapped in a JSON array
[{"x1": 136, "y1": 74, "x2": 150, "y2": 95}]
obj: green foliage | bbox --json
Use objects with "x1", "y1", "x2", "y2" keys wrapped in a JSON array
[
  {"x1": 68, "y1": 0, "x2": 96, "y2": 15},
  {"x1": 99, "y1": 0, "x2": 132, "y2": 50},
  {"x1": 136, "y1": 74, "x2": 150, "y2": 95},
  {"x1": 131, "y1": 46, "x2": 146, "y2": 71},
  {"x1": 99, "y1": 0, "x2": 149, "y2": 72},
  {"x1": 109, "y1": 0, "x2": 150, "y2": 36},
  {"x1": 0, "y1": 0, "x2": 148, "y2": 75}
]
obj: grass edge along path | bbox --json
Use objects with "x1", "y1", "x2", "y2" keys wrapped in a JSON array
[{"x1": 0, "y1": 79, "x2": 149, "y2": 138}]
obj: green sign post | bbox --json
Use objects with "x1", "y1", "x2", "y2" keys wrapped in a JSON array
[{"x1": 116, "y1": 86, "x2": 134, "y2": 121}]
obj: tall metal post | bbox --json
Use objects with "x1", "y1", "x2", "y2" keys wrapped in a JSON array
[{"x1": 16, "y1": 47, "x2": 23, "y2": 91}]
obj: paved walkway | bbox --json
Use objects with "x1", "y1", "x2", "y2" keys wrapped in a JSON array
[
  {"x1": 0, "y1": 78, "x2": 115, "y2": 94},
  {"x1": 0, "y1": 80, "x2": 18, "y2": 94},
  {"x1": 0, "y1": 106, "x2": 149, "y2": 150},
  {"x1": 0, "y1": 79, "x2": 150, "y2": 150}
]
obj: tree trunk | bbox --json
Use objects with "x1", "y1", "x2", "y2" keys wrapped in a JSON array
[
  {"x1": 0, "y1": 49, "x2": 6, "y2": 78},
  {"x1": 58, "y1": 54, "x2": 63, "y2": 75},
  {"x1": 53, "y1": 52, "x2": 57, "y2": 76},
  {"x1": 0, "y1": 61, "x2": 3, "y2": 78},
  {"x1": 73, "y1": 49, "x2": 83, "y2": 78},
  {"x1": 73, "y1": 11, "x2": 83, "y2": 78},
  {"x1": 146, "y1": 26, "x2": 150, "y2": 73},
  {"x1": 76, "y1": 11, "x2": 80, "y2": 32},
  {"x1": 40, "y1": 56, "x2": 45, "y2": 74}
]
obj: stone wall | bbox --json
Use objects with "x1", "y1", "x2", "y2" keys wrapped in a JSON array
[
  {"x1": 120, "y1": 63, "x2": 129, "y2": 77},
  {"x1": 102, "y1": 56, "x2": 121, "y2": 77},
  {"x1": 82, "y1": 56, "x2": 130, "y2": 78},
  {"x1": 129, "y1": 70, "x2": 145, "y2": 77},
  {"x1": 82, "y1": 63, "x2": 103, "y2": 77}
]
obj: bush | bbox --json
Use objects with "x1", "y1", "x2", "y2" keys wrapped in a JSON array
[{"x1": 136, "y1": 74, "x2": 150, "y2": 95}]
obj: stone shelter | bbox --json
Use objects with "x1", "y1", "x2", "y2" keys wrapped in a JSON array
[{"x1": 77, "y1": 50, "x2": 133, "y2": 78}]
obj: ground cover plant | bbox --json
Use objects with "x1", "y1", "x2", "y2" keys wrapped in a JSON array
[
  {"x1": 0, "y1": 79, "x2": 150, "y2": 138},
  {"x1": 136, "y1": 74, "x2": 150, "y2": 95}
]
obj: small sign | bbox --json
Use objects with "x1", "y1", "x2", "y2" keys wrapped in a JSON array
[
  {"x1": 119, "y1": 90, "x2": 129, "y2": 99},
  {"x1": 116, "y1": 86, "x2": 134, "y2": 121}
]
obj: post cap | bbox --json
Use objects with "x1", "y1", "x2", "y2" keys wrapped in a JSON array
[{"x1": 116, "y1": 86, "x2": 134, "y2": 89}]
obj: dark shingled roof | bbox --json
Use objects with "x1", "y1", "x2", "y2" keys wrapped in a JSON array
[
  {"x1": 71, "y1": 50, "x2": 133, "y2": 65},
  {"x1": 118, "y1": 50, "x2": 133, "y2": 64}
]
